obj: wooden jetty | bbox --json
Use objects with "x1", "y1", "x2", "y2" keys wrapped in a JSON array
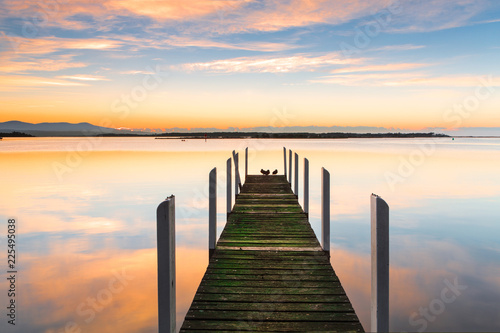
[{"x1": 179, "y1": 174, "x2": 364, "y2": 332}]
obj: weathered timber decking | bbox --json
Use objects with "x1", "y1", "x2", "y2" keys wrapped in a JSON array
[{"x1": 180, "y1": 175, "x2": 364, "y2": 332}]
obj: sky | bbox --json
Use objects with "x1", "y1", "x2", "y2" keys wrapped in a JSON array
[{"x1": 1, "y1": 0, "x2": 500, "y2": 131}]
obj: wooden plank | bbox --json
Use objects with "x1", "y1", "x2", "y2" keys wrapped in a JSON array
[
  {"x1": 179, "y1": 174, "x2": 364, "y2": 332},
  {"x1": 192, "y1": 293, "x2": 352, "y2": 303},
  {"x1": 202, "y1": 273, "x2": 339, "y2": 282},
  {"x1": 185, "y1": 310, "x2": 360, "y2": 322},
  {"x1": 205, "y1": 268, "x2": 336, "y2": 276},
  {"x1": 188, "y1": 301, "x2": 354, "y2": 312},
  {"x1": 181, "y1": 320, "x2": 363, "y2": 331}
]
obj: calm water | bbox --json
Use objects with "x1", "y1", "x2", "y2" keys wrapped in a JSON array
[{"x1": 0, "y1": 137, "x2": 499, "y2": 332}]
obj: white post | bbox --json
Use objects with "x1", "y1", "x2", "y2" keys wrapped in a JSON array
[
  {"x1": 304, "y1": 158, "x2": 309, "y2": 215},
  {"x1": 245, "y1": 147, "x2": 248, "y2": 180},
  {"x1": 283, "y1": 147, "x2": 287, "y2": 178},
  {"x1": 226, "y1": 158, "x2": 231, "y2": 215},
  {"x1": 321, "y1": 168, "x2": 330, "y2": 256},
  {"x1": 288, "y1": 149, "x2": 292, "y2": 184},
  {"x1": 209, "y1": 168, "x2": 217, "y2": 259},
  {"x1": 232, "y1": 151, "x2": 241, "y2": 196},
  {"x1": 157, "y1": 195, "x2": 176, "y2": 333},
  {"x1": 371, "y1": 194, "x2": 389, "y2": 333},
  {"x1": 294, "y1": 152, "x2": 299, "y2": 196}
]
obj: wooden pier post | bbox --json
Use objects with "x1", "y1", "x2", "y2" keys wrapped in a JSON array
[
  {"x1": 226, "y1": 158, "x2": 231, "y2": 215},
  {"x1": 304, "y1": 158, "x2": 309, "y2": 215},
  {"x1": 371, "y1": 194, "x2": 389, "y2": 333},
  {"x1": 294, "y1": 152, "x2": 299, "y2": 196},
  {"x1": 232, "y1": 151, "x2": 241, "y2": 196},
  {"x1": 283, "y1": 147, "x2": 287, "y2": 178},
  {"x1": 157, "y1": 195, "x2": 176, "y2": 333},
  {"x1": 288, "y1": 149, "x2": 292, "y2": 184},
  {"x1": 245, "y1": 147, "x2": 248, "y2": 180},
  {"x1": 209, "y1": 168, "x2": 217, "y2": 259},
  {"x1": 321, "y1": 168, "x2": 330, "y2": 256}
]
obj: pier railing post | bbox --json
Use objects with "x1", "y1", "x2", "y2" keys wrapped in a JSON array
[
  {"x1": 321, "y1": 168, "x2": 330, "y2": 256},
  {"x1": 226, "y1": 158, "x2": 232, "y2": 215},
  {"x1": 288, "y1": 149, "x2": 292, "y2": 184},
  {"x1": 294, "y1": 152, "x2": 299, "y2": 196},
  {"x1": 283, "y1": 147, "x2": 287, "y2": 178},
  {"x1": 209, "y1": 168, "x2": 217, "y2": 259},
  {"x1": 232, "y1": 151, "x2": 241, "y2": 196},
  {"x1": 304, "y1": 158, "x2": 309, "y2": 215},
  {"x1": 157, "y1": 195, "x2": 176, "y2": 333},
  {"x1": 371, "y1": 194, "x2": 389, "y2": 333},
  {"x1": 245, "y1": 147, "x2": 248, "y2": 180}
]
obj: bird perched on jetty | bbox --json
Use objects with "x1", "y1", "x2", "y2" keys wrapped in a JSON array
[
  {"x1": 272, "y1": 169, "x2": 278, "y2": 175},
  {"x1": 260, "y1": 169, "x2": 266, "y2": 175}
]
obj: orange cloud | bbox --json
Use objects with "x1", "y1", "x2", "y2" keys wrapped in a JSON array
[
  {"x1": 229, "y1": 0, "x2": 388, "y2": 32},
  {"x1": 0, "y1": 36, "x2": 123, "y2": 55},
  {"x1": 106, "y1": 0, "x2": 246, "y2": 21},
  {"x1": 57, "y1": 74, "x2": 110, "y2": 81},
  {"x1": 1, "y1": 0, "x2": 492, "y2": 36}
]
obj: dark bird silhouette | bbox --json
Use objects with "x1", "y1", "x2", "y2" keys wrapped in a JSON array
[
  {"x1": 272, "y1": 169, "x2": 278, "y2": 175},
  {"x1": 260, "y1": 169, "x2": 266, "y2": 175},
  {"x1": 264, "y1": 169, "x2": 270, "y2": 175}
]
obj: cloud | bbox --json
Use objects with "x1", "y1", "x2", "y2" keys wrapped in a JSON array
[
  {"x1": 119, "y1": 70, "x2": 157, "y2": 75},
  {"x1": 0, "y1": 54, "x2": 87, "y2": 74},
  {"x1": 330, "y1": 62, "x2": 427, "y2": 74},
  {"x1": 2, "y1": 0, "x2": 494, "y2": 36},
  {"x1": 57, "y1": 74, "x2": 110, "y2": 81},
  {"x1": 0, "y1": 75, "x2": 89, "y2": 91},
  {"x1": 106, "y1": 0, "x2": 247, "y2": 21},
  {"x1": 385, "y1": 0, "x2": 492, "y2": 33},
  {"x1": 174, "y1": 53, "x2": 363, "y2": 73},
  {"x1": 311, "y1": 72, "x2": 500, "y2": 87},
  {"x1": 102, "y1": 34, "x2": 300, "y2": 52},
  {"x1": 114, "y1": 0, "x2": 495, "y2": 35},
  {"x1": 371, "y1": 44, "x2": 426, "y2": 52},
  {"x1": 0, "y1": 35, "x2": 121, "y2": 77},
  {"x1": 160, "y1": 36, "x2": 300, "y2": 52},
  {"x1": 0, "y1": 36, "x2": 123, "y2": 55},
  {"x1": 474, "y1": 18, "x2": 500, "y2": 25}
]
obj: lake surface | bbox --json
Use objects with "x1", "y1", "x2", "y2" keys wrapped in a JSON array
[{"x1": 0, "y1": 137, "x2": 499, "y2": 332}]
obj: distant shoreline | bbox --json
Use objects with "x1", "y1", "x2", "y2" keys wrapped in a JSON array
[
  {"x1": 153, "y1": 132, "x2": 449, "y2": 139},
  {"x1": 2, "y1": 131, "x2": 500, "y2": 139},
  {"x1": 1, "y1": 131, "x2": 449, "y2": 139}
]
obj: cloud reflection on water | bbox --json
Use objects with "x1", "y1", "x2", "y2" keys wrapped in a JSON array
[{"x1": 0, "y1": 137, "x2": 499, "y2": 332}]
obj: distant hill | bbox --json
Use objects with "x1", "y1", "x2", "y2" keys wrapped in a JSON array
[{"x1": 0, "y1": 121, "x2": 124, "y2": 136}]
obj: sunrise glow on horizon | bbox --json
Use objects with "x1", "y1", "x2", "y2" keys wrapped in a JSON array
[{"x1": 1, "y1": 1, "x2": 500, "y2": 131}]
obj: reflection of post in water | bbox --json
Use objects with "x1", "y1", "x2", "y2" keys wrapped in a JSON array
[{"x1": 157, "y1": 147, "x2": 390, "y2": 332}]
